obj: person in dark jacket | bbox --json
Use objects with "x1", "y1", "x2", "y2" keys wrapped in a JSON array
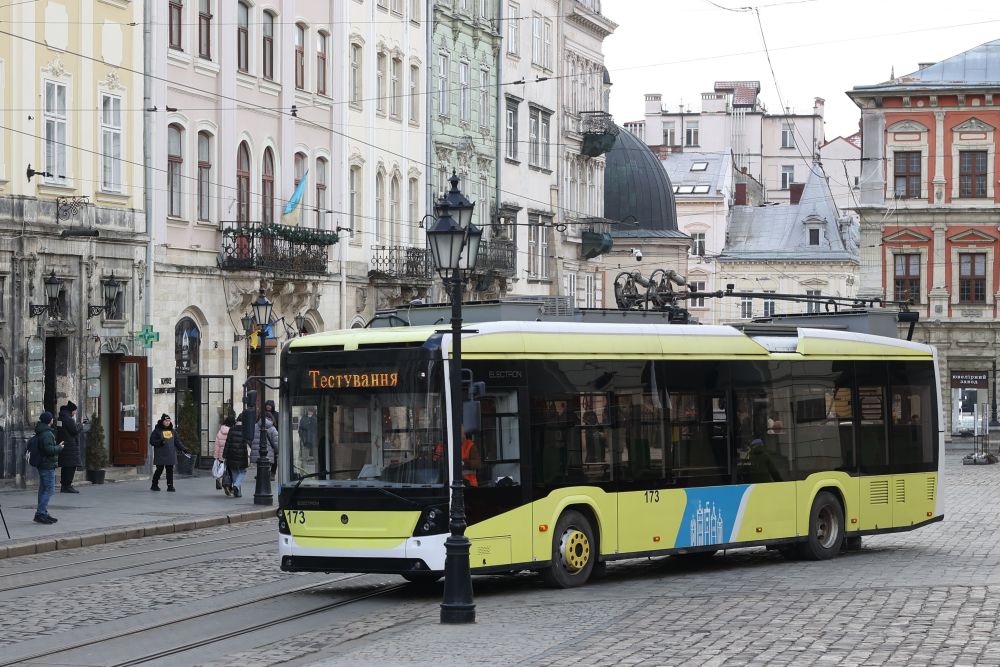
[
  {"x1": 34, "y1": 411, "x2": 63, "y2": 524},
  {"x1": 149, "y1": 414, "x2": 189, "y2": 492},
  {"x1": 298, "y1": 408, "x2": 317, "y2": 456},
  {"x1": 223, "y1": 414, "x2": 249, "y2": 497},
  {"x1": 57, "y1": 400, "x2": 81, "y2": 493}
]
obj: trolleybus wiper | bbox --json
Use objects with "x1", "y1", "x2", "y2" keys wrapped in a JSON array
[{"x1": 369, "y1": 485, "x2": 420, "y2": 507}]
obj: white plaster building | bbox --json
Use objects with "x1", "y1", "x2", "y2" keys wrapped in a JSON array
[
  {"x1": 149, "y1": 1, "x2": 426, "y2": 459},
  {"x1": 819, "y1": 132, "x2": 862, "y2": 220},
  {"x1": 640, "y1": 82, "x2": 825, "y2": 205}
]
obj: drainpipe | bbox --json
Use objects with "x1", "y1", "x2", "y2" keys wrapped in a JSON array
[
  {"x1": 143, "y1": 0, "x2": 155, "y2": 454},
  {"x1": 494, "y1": 1, "x2": 502, "y2": 244}
]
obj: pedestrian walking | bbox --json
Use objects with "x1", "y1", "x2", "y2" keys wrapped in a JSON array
[
  {"x1": 149, "y1": 414, "x2": 189, "y2": 492},
  {"x1": 57, "y1": 401, "x2": 81, "y2": 493},
  {"x1": 33, "y1": 411, "x2": 62, "y2": 524},
  {"x1": 214, "y1": 415, "x2": 234, "y2": 495},
  {"x1": 223, "y1": 414, "x2": 249, "y2": 498},
  {"x1": 252, "y1": 414, "x2": 279, "y2": 481}
]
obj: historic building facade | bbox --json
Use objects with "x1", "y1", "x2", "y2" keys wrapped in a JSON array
[
  {"x1": 848, "y1": 40, "x2": 1000, "y2": 435},
  {"x1": 0, "y1": 0, "x2": 148, "y2": 480},
  {"x1": 149, "y1": 1, "x2": 427, "y2": 460}
]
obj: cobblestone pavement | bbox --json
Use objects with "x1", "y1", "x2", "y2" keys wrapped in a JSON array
[
  {"x1": 3, "y1": 453, "x2": 998, "y2": 666},
  {"x1": 212, "y1": 453, "x2": 1000, "y2": 667}
]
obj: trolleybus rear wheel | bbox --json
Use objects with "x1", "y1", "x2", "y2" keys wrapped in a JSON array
[
  {"x1": 401, "y1": 572, "x2": 442, "y2": 584},
  {"x1": 800, "y1": 491, "x2": 844, "y2": 560},
  {"x1": 542, "y1": 510, "x2": 596, "y2": 588}
]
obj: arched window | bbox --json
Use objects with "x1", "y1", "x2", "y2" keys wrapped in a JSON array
[
  {"x1": 376, "y1": 171, "x2": 386, "y2": 244},
  {"x1": 389, "y1": 175, "x2": 400, "y2": 245},
  {"x1": 262, "y1": 10, "x2": 275, "y2": 80},
  {"x1": 237, "y1": 141, "x2": 251, "y2": 223},
  {"x1": 262, "y1": 148, "x2": 275, "y2": 224},
  {"x1": 168, "y1": 124, "x2": 183, "y2": 217},
  {"x1": 237, "y1": 1, "x2": 249, "y2": 73},
  {"x1": 295, "y1": 22, "x2": 306, "y2": 90},
  {"x1": 294, "y1": 152, "x2": 307, "y2": 188},
  {"x1": 315, "y1": 157, "x2": 328, "y2": 228},
  {"x1": 197, "y1": 131, "x2": 212, "y2": 221},
  {"x1": 317, "y1": 31, "x2": 328, "y2": 95}
]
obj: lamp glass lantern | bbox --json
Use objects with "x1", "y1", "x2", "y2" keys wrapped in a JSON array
[
  {"x1": 434, "y1": 171, "x2": 475, "y2": 231},
  {"x1": 458, "y1": 224, "x2": 483, "y2": 272},
  {"x1": 240, "y1": 313, "x2": 254, "y2": 334},
  {"x1": 44, "y1": 270, "x2": 62, "y2": 301},
  {"x1": 426, "y1": 215, "x2": 467, "y2": 278},
  {"x1": 102, "y1": 273, "x2": 121, "y2": 307},
  {"x1": 251, "y1": 289, "x2": 273, "y2": 327},
  {"x1": 294, "y1": 314, "x2": 306, "y2": 334}
]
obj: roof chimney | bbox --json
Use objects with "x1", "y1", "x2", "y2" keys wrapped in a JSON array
[
  {"x1": 918, "y1": 62, "x2": 935, "y2": 70},
  {"x1": 735, "y1": 183, "x2": 747, "y2": 206},
  {"x1": 789, "y1": 182, "x2": 805, "y2": 205}
]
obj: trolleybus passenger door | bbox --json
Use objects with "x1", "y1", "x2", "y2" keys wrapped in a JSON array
[
  {"x1": 463, "y1": 388, "x2": 527, "y2": 569},
  {"x1": 856, "y1": 362, "x2": 891, "y2": 531}
]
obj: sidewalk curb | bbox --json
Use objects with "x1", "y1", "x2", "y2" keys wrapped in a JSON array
[{"x1": 0, "y1": 508, "x2": 276, "y2": 561}]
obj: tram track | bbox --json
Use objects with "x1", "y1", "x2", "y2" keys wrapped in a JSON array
[
  {"x1": 0, "y1": 528, "x2": 277, "y2": 594},
  {"x1": 0, "y1": 574, "x2": 406, "y2": 667}
]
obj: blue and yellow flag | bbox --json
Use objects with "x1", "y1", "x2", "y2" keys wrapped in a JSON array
[{"x1": 281, "y1": 170, "x2": 309, "y2": 226}]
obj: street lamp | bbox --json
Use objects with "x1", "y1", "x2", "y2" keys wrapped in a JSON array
[
  {"x1": 88, "y1": 273, "x2": 123, "y2": 318},
  {"x1": 294, "y1": 314, "x2": 307, "y2": 336},
  {"x1": 426, "y1": 173, "x2": 478, "y2": 625},
  {"x1": 30, "y1": 270, "x2": 63, "y2": 317},
  {"x1": 244, "y1": 288, "x2": 274, "y2": 506}
]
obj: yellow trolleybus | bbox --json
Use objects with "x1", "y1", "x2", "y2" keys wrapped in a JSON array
[{"x1": 276, "y1": 320, "x2": 942, "y2": 587}]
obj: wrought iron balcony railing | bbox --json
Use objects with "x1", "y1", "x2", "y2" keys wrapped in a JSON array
[
  {"x1": 476, "y1": 239, "x2": 517, "y2": 277},
  {"x1": 369, "y1": 245, "x2": 434, "y2": 281},
  {"x1": 580, "y1": 110, "x2": 619, "y2": 157},
  {"x1": 219, "y1": 220, "x2": 337, "y2": 275}
]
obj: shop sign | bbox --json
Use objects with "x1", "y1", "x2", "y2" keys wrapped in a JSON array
[{"x1": 951, "y1": 371, "x2": 988, "y2": 389}]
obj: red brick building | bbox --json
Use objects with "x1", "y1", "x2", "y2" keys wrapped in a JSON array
[{"x1": 849, "y1": 40, "x2": 1000, "y2": 435}]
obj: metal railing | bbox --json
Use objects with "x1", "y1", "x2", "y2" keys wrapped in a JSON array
[
  {"x1": 369, "y1": 245, "x2": 434, "y2": 280},
  {"x1": 580, "y1": 110, "x2": 618, "y2": 136},
  {"x1": 219, "y1": 220, "x2": 333, "y2": 275},
  {"x1": 476, "y1": 239, "x2": 516, "y2": 277}
]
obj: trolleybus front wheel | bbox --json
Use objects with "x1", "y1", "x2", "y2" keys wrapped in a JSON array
[
  {"x1": 542, "y1": 510, "x2": 596, "y2": 588},
  {"x1": 800, "y1": 491, "x2": 845, "y2": 560}
]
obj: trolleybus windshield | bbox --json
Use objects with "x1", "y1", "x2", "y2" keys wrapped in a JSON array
[{"x1": 285, "y1": 351, "x2": 446, "y2": 486}]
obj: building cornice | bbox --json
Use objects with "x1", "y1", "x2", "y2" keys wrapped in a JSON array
[{"x1": 566, "y1": 5, "x2": 617, "y2": 39}]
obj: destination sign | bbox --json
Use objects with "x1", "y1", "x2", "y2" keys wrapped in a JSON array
[{"x1": 307, "y1": 370, "x2": 399, "y2": 390}]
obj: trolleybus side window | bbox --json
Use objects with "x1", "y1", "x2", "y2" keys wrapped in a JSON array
[
  {"x1": 477, "y1": 391, "x2": 521, "y2": 486},
  {"x1": 663, "y1": 361, "x2": 730, "y2": 488},
  {"x1": 789, "y1": 361, "x2": 856, "y2": 478},
  {"x1": 888, "y1": 361, "x2": 937, "y2": 473},
  {"x1": 731, "y1": 361, "x2": 789, "y2": 483},
  {"x1": 856, "y1": 361, "x2": 889, "y2": 475}
]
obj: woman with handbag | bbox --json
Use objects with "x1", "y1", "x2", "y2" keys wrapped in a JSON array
[
  {"x1": 223, "y1": 415, "x2": 249, "y2": 498},
  {"x1": 213, "y1": 415, "x2": 235, "y2": 495}
]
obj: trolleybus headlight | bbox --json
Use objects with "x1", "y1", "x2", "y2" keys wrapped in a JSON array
[
  {"x1": 414, "y1": 505, "x2": 447, "y2": 536},
  {"x1": 278, "y1": 511, "x2": 290, "y2": 535}
]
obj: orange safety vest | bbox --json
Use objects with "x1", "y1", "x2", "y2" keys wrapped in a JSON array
[{"x1": 432, "y1": 440, "x2": 478, "y2": 487}]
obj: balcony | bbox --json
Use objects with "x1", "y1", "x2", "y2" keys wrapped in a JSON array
[
  {"x1": 369, "y1": 245, "x2": 434, "y2": 281},
  {"x1": 580, "y1": 111, "x2": 619, "y2": 157},
  {"x1": 219, "y1": 221, "x2": 337, "y2": 275},
  {"x1": 476, "y1": 239, "x2": 517, "y2": 277}
]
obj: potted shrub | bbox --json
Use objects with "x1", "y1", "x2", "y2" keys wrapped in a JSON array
[
  {"x1": 85, "y1": 413, "x2": 108, "y2": 484},
  {"x1": 176, "y1": 389, "x2": 199, "y2": 475}
]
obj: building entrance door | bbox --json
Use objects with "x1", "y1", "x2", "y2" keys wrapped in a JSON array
[{"x1": 110, "y1": 356, "x2": 149, "y2": 465}]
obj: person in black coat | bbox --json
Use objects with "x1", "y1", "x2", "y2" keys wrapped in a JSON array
[
  {"x1": 149, "y1": 414, "x2": 190, "y2": 492},
  {"x1": 223, "y1": 414, "x2": 249, "y2": 498},
  {"x1": 57, "y1": 401, "x2": 82, "y2": 493}
]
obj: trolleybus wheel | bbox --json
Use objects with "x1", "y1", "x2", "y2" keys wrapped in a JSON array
[
  {"x1": 801, "y1": 491, "x2": 845, "y2": 560},
  {"x1": 401, "y1": 572, "x2": 442, "y2": 584},
  {"x1": 542, "y1": 510, "x2": 596, "y2": 588}
]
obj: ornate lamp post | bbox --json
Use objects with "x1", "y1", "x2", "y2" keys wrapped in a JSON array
[
  {"x1": 248, "y1": 288, "x2": 274, "y2": 506},
  {"x1": 30, "y1": 270, "x2": 64, "y2": 317},
  {"x1": 427, "y1": 172, "x2": 480, "y2": 625},
  {"x1": 88, "y1": 273, "x2": 123, "y2": 318}
]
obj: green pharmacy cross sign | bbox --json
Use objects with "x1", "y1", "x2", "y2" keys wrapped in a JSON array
[{"x1": 134, "y1": 325, "x2": 160, "y2": 349}]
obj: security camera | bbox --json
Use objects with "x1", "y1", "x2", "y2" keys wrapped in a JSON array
[{"x1": 630, "y1": 248, "x2": 643, "y2": 261}]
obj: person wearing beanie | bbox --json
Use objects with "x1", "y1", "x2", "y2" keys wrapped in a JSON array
[
  {"x1": 57, "y1": 400, "x2": 81, "y2": 493},
  {"x1": 148, "y1": 413, "x2": 190, "y2": 491},
  {"x1": 34, "y1": 411, "x2": 63, "y2": 524}
]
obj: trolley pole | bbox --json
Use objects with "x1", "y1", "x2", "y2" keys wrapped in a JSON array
[{"x1": 440, "y1": 270, "x2": 475, "y2": 624}]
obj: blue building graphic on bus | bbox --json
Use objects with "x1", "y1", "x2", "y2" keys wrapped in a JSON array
[
  {"x1": 690, "y1": 500, "x2": 725, "y2": 546},
  {"x1": 675, "y1": 485, "x2": 751, "y2": 548}
]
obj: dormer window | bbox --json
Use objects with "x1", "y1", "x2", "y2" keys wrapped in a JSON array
[
  {"x1": 809, "y1": 228, "x2": 820, "y2": 246},
  {"x1": 690, "y1": 161, "x2": 708, "y2": 171}
]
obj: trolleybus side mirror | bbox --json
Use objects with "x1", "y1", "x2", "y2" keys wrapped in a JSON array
[{"x1": 463, "y1": 400, "x2": 482, "y2": 435}]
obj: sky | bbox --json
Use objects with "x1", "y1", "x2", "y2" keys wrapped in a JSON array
[{"x1": 603, "y1": 0, "x2": 1000, "y2": 140}]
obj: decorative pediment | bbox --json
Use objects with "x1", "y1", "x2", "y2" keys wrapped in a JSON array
[
  {"x1": 887, "y1": 120, "x2": 928, "y2": 133},
  {"x1": 801, "y1": 213, "x2": 826, "y2": 226},
  {"x1": 948, "y1": 228, "x2": 996, "y2": 243},
  {"x1": 883, "y1": 229, "x2": 931, "y2": 243},
  {"x1": 952, "y1": 117, "x2": 994, "y2": 132},
  {"x1": 799, "y1": 278, "x2": 829, "y2": 287}
]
